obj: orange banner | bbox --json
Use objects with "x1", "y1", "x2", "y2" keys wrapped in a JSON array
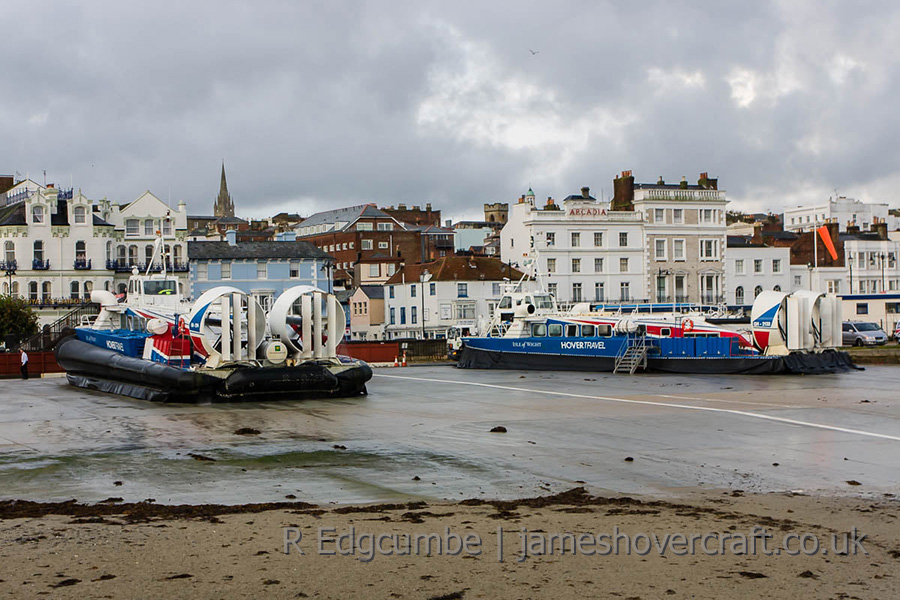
[{"x1": 817, "y1": 226, "x2": 838, "y2": 261}]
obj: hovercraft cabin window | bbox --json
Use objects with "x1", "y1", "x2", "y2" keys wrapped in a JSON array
[
  {"x1": 548, "y1": 324, "x2": 563, "y2": 337},
  {"x1": 581, "y1": 324, "x2": 595, "y2": 337},
  {"x1": 565, "y1": 324, "x2": 578, "y2": 337},
  {"x1": 531, "y1": 323, "x2": 547, "y2": 337}
]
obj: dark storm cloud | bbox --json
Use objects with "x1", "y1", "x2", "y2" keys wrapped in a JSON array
[{"x1": 2, "y1": 0, "x2": 899, "y2": 220}]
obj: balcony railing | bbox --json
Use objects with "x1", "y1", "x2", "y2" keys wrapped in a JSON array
[
  {"x1": 106, "y1": 260, "x2": 188, "y2": 273},
  {"x1": 73, "y1": 258, "x2": 92, "y2": 270},
  {"x1": 700, "y1": 294, "x2": 726, "y2": 304},
  {"x1": 32, "y1": 259, "x2": 50, "y2": 270},
  {"x1": 1, "y1": 259, "x2": 18, "y2": 271}
]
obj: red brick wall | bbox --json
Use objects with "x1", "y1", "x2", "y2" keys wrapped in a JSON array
[{"x1": 0, "y1": 352, "x2": 64, "y2": 377}]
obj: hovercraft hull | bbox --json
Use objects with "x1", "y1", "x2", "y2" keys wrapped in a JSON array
[{"x1": 56, "y1": 337, "x2": 372, "y2": 403}]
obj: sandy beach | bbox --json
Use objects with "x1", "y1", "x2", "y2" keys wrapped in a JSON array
[{"x1": 1, "y1": 487, "x2": 898, "y2": 599}]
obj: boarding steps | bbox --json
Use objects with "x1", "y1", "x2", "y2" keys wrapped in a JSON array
[{"x1": 614, "y1": 338, "x2": 648, "y2": 374}]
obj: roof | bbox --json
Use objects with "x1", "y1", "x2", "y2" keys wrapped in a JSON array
[
  {"x1": 297, "y1": 204, "x2": 401, "y2": 232},
  {"x1": 187, "y1": 241, "x2": 333, "y2": 260},
  {"x1": 761, "y1": 230, "x2": 799, "y2": 240},
  {"x1": 92, "y1": 214, "x2": 114, "y2": 227},
  {"x1": 215, "y1": 215, "x2": 249, "y2": 225},
  {"x1": 406, "y1": 224, "x2": 455, "y2": 234},
  {"x1": 188, "y1": 215, "x2": 218, "y2": 220},
  {"x1": 0, "y1": 203, "x2": 26, "y2": 226},
  {"x1": 359, "y1": 285, "x2": 385, "y2": 299},
  {"x1": 51, "y1": 199, "x2": 69, "y2": 226},
  {"x1": 839, "y1": 232, "x2": 887, "y2": 242},
  {"x1": 385, "y1": 256, "x2": 523, "y2": 286},
  {"x1": 335, "y1": 289, "x2": 354, "y2": 303},
  {"x1": 633, "y1": 183, "x2": 714, "y2": 190}
]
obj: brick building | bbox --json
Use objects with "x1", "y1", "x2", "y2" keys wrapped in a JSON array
[{"x1": 294, "y1": 204, "x2": 453, "y2": 288}]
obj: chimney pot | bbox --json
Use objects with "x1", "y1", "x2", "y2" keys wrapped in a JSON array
[{"x1": 581, "y1": 187, "x2": 590, "y2": 198}]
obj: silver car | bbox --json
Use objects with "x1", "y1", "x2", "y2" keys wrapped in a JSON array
[{"x1": 842, "y1": 322, "x2": 888, "y2": 346}]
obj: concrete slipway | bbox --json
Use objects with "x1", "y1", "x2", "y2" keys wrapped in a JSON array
[{"x1": 0, "y1": 365, "x2": 898, "y2": 504}]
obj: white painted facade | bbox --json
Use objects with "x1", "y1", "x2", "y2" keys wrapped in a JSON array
[
  {"x1": 788, "y1": 264, "x2": 848, "y2": 297},
  {"x1": 383, "y1": 277, "x2": 517, "y2": 339},
  {"x1": 724, "y1": 245, "x2": 792, "y2": 305},
  {"x1": 784, "y1": 197, "x2": 899, "y2": 233},
  {"x1": 632, "y1": 187, "x2": 728, "y2": 304},
  {"x1": 1, "y1": 184, "x2": 116, "y2": 324},
  {"x1": 1, "y1": 183, "x2": 189, "y2": 325},
  {"x1": 501, "y1": 195, "x2": 646, "y2": 304},
  {"x1": 843, "y1": 237, "x2": 900, "y2": 294},
  {"x1": 103, "y1": 191, "x2": 189, "y2": 294}
]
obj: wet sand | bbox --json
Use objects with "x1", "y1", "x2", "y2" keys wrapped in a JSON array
[
  {"x1": 2, "y1": 366, "x2": 900, "y2": 504},
  {"x1": 2, "y1": 366, "x2": 900, "y2": 597},
  {"x1": 1, "y1": 488, "x2": 898, "y2": 599}
]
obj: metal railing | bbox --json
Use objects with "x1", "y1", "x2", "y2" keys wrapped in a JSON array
[
  {"x1": 17, "y1": 302, "x2": 99, "y2": 352},
  {"x1": 0, "y1": 259, "x2": 18, "y2": 271},
  {"x1": 73, "y1": 258, "x2": 92, "y2": 270},
  {"x1": 32, "y1": 259, "x2": 50, "y2": 270},
  {"x1": 106, "y1": 260, "x2": 188, "y2": 272}
]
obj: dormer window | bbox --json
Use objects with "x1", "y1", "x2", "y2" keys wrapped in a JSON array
[
  {"x1": 32, "y1": 205, "x2": 44, "y2": 224},
  {"x1": 73, "y1": 206, "x2": 87, "y2": 224}
]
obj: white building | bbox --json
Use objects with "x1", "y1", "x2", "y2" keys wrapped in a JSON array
[
  {"x1": 501, "y1": 187, "x2": 645, "y2": 304},
  {"x1": 103, "y1": 191, "x2": 189, "y2": 294},
  {"x1": 784, "y1": 196, "x2": 899, "y2": 233},
  {"x1": 1, "y1": 182, "x2": 116, "y2": 324},
  {"x1": 841, "y1": 231, "x2": 900, "y2": 294},
  {"x1": 628, "y1": 175, "x2": 728, "y2": 305},
  {"x1": 725, "y1": 237, "x2": 791, "y2": 305},
  {"x1": 383, "y1": 256, "x2": 525, "y2": 339},
  {"x1": 0, "y1": 180, "x2": 190, "y2": 324}
]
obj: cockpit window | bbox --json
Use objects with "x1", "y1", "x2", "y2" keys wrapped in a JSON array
[
  {"x1": 534, "y1": 295, "x2": 554, "y2": 309},
  {"x1": 499, "y1": 296, "x2": 512, "y2": 309},
  {"x1": 143, "y1": 281, "x2": 177, "y2": 295}
]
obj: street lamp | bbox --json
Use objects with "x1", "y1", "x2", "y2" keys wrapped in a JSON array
[
  {"x1": 3, "y1": 263, "x2": 15, "y2": 296},
  {"x1": 420, "y1": 270, "x2": 431, "y2": 339},
  {"x1": 847, "y1": 252, "x2": 854, "y2": 294}
]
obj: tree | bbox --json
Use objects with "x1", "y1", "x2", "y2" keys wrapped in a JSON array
[{"x1": 0, "y1": 295, "x2": 39, "y2": 348}]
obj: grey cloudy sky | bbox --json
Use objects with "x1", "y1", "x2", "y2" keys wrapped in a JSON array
[{"x1": 3, "y1": 1, "x2": 899, "y2": 221}]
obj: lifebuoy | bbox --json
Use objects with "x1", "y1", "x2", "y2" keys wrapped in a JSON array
[{"x1": 683, "y1": 319, "x2": 694, "y2": 332}]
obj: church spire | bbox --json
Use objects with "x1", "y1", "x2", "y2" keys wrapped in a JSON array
[{"x1": 214, "y1": 161, "x2": 235, "y2": 217}]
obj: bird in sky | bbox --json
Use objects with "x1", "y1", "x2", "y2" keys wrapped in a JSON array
[{"x1": 528, "y1": 48, "x2": 539, "y2": 55}]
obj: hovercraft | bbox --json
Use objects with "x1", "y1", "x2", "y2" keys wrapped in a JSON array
[{"x1": 56, "y1": 267, "x2": 371, "y2": 402}]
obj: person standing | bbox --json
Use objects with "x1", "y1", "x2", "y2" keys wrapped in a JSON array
[{"x1": 20, "y1": 349, "x2": 28, "y2": 380}]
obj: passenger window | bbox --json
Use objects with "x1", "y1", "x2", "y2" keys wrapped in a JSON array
[
  {"x1": 597, "y1": 324, "x2": 612, "y2": 337},
  {"x1": 531, "y1": 323, "x2": 547, "y2": 337},
  {"x1": 660, "y1": 328, "x2": 671, "y2": 337},
  {"x1": 581, "y1": 324, "x2": 595, "y2": 337},
  {"x1": 565, "y1": 324, "x2": 579, "y2": 337},
  {"x1": 548, "y1": 324, "x2": 563, "y2": 337}
]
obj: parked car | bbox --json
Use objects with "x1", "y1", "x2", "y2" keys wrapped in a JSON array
[
  {"x1": 894, "y1": 323, "x2": 900, "y2": 343},
  {"x1": 842, "y1": 322, "x2": 888, "y2": 346}
]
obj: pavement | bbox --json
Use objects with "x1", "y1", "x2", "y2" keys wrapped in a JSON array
[{"x1": 0, "y1": 364, "x2": 898, "y2": 505}]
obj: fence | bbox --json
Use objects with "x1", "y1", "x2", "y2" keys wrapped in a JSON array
[
  {"x1": 17, "y1": 303, "x2": 98, "y2": 352},
  {"x1": 0, "y1": 351, "x2": 64, "y2": 378},
  {"x1": 395, "y1": 338, "x2": 449, "y2": 362},
  {"x1": 337, "y1": 338, "x2": 450, "y2": 363}
]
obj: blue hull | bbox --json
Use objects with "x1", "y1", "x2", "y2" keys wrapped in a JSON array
[{"x1": 458, "y1": 336, "x2": 858, "y2": 375}]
